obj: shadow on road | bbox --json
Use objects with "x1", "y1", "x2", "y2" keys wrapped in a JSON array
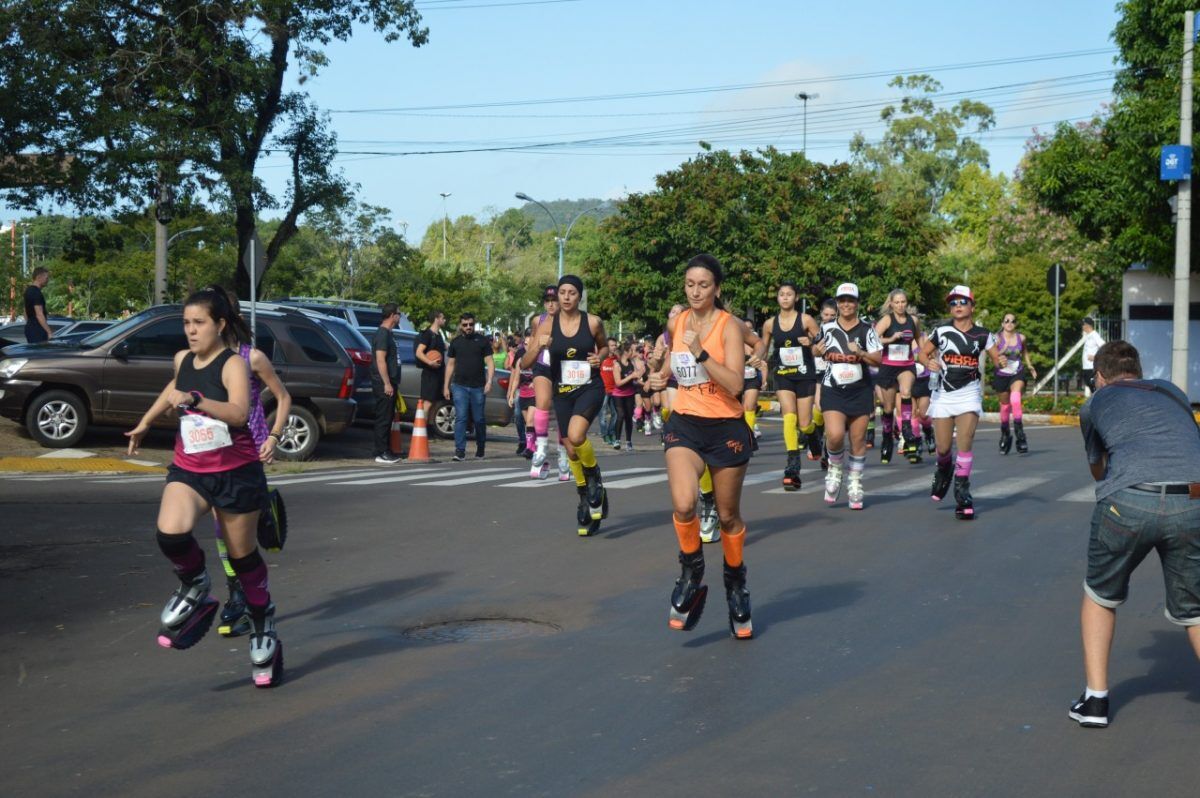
[
  {"x1": 1109, "y1": 630, "x2": 1200, "y2": 719},
  {"x1": 280, "y1": 572, "x2": 450, "y2": 623},
  {"x1": 682, "y1": 580, "x2": 866, "y2": 647}
]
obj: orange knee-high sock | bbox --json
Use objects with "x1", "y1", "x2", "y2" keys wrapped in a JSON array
[
  {"x1": 721, "y1": 526, "x2": 746, "y2": 567},
  {"x1": 673, "y1": 514, "x2": 701, "y2": 554}
]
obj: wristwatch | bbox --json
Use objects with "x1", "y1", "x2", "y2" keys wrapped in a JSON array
[
  {"x1": 188, "y1": 391, "x2": 202, "y2": 408},
  {"x1": 696, "y1": 350, "x2": 710, "y2": 363}
]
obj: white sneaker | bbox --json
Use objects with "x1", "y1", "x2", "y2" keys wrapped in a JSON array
[
  {"x1": 824, "y1": 464, "x2": 843, "y2": 505},
  {"x1": 557, "y1": 448, "x2": 571, "y2": 481},
  {"x1": 530, "y1": 448, "x2": 547, "y2": 479},
  {"x1": 847, "y1": 473, "x2": 864, "y2": 510}
]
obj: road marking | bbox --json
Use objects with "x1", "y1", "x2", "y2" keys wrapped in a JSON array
[
  {"x1": 605, "y1": 473, "x2": 670, "y2": 490},
  {"x1": 873, "y1": 474, "x2": 940, "y2": 496},
  {"x1": 1059, "y1": 486, "x2": 1096, "y2": 502},
  {"x1": 267, "y1": 468, "x2": 414, "y2": 486},
  {"x1": 972, "y1": 475, "x2": 1052, "y2": 500},
  {"x1": 330, "y1": 468, "x2": 482, "y2": 486},
  {"x1": 36, "y1": 448, "x2": 96, "y2": 459},
  {"x1": 500, "y1": 467, "x2": 659, "y2": 488},
  {"x1": 742, "y1": 471, "x2": 782, "y2": 486},
  {"x1": 413, "y1": 469, "x2": 536, "y2": 486}
]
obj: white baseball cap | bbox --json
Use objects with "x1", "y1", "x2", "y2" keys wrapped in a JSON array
[
  {"x1": 946, "y1": 285, "x2": 974, "y2": 303},
  {"x1": 835, "y1": 282, "x2": 859, "y2": 300}
]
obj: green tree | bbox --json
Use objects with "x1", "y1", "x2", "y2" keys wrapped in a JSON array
[
  {"x1": 851, "y1": 75, "x2": 995, "y2": 213},
  {"x1": 0, "y1": 1, "x2": 428, "y2": 295}
]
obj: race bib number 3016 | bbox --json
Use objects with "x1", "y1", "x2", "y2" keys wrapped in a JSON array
[
  {"x1": 671, "y1": 351, "x2": 710, "y2": 387},
  {"x1": 560, "y1": 360, "x2": 591, "y2": 386}
]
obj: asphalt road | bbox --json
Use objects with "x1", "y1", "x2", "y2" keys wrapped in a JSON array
[{"x1": 2, "y1": 422, "x2": 1198, "y2": 797}]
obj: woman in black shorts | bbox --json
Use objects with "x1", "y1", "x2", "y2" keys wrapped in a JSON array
[
  {"x1": 126, "y1": 287, "x2": 282, "y2": 688},
  {"x1": 648, "y1": 254, "x2": 755, "y2": 639},
  {"x1": 523, "y1": 275, "x2": 611, "y2": 535},
  {"x1": 760, "y1": 282, "x2": 821, "y2": 491},
  {"x1": 873, "y1": 289, "x2": 921, "y2": 463},
  {"x1": 813, "y1": 282, "x2": 883, "y2": 510}
]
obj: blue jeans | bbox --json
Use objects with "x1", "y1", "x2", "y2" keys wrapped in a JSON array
[
  {"x1": 1085, "y1": 487, "x2": 1200, "y2": 625},
  {"x1": 598, "y1": 394, "x2": 617, "y2": 440},
  {"x1": 451, "y1": 383, "x2": 486, "y2": 454}
]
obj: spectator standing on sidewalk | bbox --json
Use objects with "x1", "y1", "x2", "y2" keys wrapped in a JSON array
[
  {"x1": 24, "y1": 267, "x2": 53, "y2": 343},
  {"x1": 371, "y1": 303, "x2": 404, "y2": 464},
  {"x1": 415, "y1": 310, "x2": 447, "y2": 413},
  {"x1": 444, "y1": 312, "x2": 494, "y2": 461},
  {"x1": 1068, "y1": 341, "x2": 1200, "y2": 729},
  {"x1": 1080, "y1": 317, "x2": 1104, "y2": 396}
]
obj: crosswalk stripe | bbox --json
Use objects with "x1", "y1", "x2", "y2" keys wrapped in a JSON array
[
  {"x1": 500, "y1": 467, "x2": 659, "y2": 488},
  {"x1": 331, "y1": 468, "x2": 478, "y2": 486},
  {"x1": 1058, "y1": 486, "x2": 1096, "y2": 502},
  {"x1": 268, "y1": 468, "x2": 418, "y2": 486},
  {"x1": 971, "y1": 475, "x2": 1051, "y2": 500},
  {"x1": 873, "y1": 474, "x2": 939, "y2": 496},
  {"x1": 605, "y1": 473, "x2": 669, "y2": 490},
  {"x1": 412, "y1": 469, "x2": 534, "y2": 487},
  {"x1": 742, "y1": 471, "x2": 782, "y2": 486}
]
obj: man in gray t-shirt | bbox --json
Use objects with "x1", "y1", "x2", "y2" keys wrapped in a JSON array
[{"x1": 1068, "y1": 341, "x2": 1200, "y2": 730}]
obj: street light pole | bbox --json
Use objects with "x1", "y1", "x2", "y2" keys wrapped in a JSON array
[
  {"x1": 1172, "y1": 11, "x2": 1194, "y2": 393},
  {"x1": 439, "y1": 192, "x2": 452, "y2": 261},
  {"x1": 515, "y1": 192, "x2": 565, "y2": 279},
  {"x1": 795, "y1": 91, "x2": 820, "y2": 156}
]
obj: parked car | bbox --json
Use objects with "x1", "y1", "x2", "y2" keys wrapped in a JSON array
[
  {"x1": 53, "y1": 320, "x2": 116, "y2": 344},
  {"x1": 272, "y1": 297, "x2": 415, "y2": 332},
  {"x1": 0, "y1": 316, "x2": 74, "y2": 347},
  {"x1": 0, "y1": 305, "x2": 357, "y2": 460}
]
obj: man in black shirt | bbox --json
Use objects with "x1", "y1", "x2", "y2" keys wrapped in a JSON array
[
  {"x1": 415, "y1": 310, "x2": 447, "y2": 412},
  {"x1": 443, "y1": 312, "x2": 494, "y2": 461},
  {"x1": 24, "y1": 267, "x2": 52, "y2": 343},
  {"x1": 371, "y1": 303, "x2": 403, "y2": 464}
]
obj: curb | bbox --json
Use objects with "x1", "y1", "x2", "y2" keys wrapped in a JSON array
[
  {"x1": 0, "y1": 456, "x2": 166, "y2": 474},
  {"x1": 979, "y1": 413, "x2": 1078, "y2": 426}
]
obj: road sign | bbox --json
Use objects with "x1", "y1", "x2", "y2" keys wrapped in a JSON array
[
  {"x1": 1046, "y1": 263, "x2": 1067, "y2": 295},
  {"x1": 1161, "y1": 145, "x2": 1192, "y2": 180}
]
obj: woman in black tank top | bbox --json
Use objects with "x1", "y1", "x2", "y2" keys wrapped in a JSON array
[
  {"x1": 526, "y1": 274, "x2": 613, "y2": 536},
  {"x1": 760, "y1": 281, "x2": 821, "y2": 491},
  {"x1": 125, "y1": 288, "x2": 281, "y2": 685}
]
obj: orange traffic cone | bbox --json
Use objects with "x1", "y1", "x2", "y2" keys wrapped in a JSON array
[{"x1": 406, "y1": 401, "x2": 432, "y2": 463}]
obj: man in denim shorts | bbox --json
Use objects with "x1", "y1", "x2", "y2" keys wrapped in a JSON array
[{"x1": 1070, "y1": 341, "x2": 1200, "y2": 728}]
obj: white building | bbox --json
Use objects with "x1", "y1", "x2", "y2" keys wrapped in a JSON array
[{"x1": 1123, "y1": 263, "x2": 1200, "y2": 402}]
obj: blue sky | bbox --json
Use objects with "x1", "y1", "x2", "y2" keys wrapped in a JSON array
[{"x1": 11, "y1": 1, "x2": 1128, "y2": 239}]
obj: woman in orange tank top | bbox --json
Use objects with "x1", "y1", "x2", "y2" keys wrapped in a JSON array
[{"x1": 647, "y1": 254, "x2": 754, "y2": 639}]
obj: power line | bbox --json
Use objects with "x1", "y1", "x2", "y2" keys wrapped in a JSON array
[{"x1": 329, "y1": 47, "x2": 1117, "y2": 113}]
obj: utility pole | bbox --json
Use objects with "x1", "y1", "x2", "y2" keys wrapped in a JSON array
[
  {"x1": 795, "y1": 91, "x2": 820, "y2": 156},
  {"x1": 21, "y1": 225, "x2": 28, "y2": 277},
  {"x1": 439, "y1": 192, "x2": 452, "y2": 261},
  {"x1": 484, "y1": 241, "x2": 493, "y2": 276},
  {"x1": 1171, "y1": 11, "x2": 1194, "y2": 393},
  {"x1": 154, "y1": 178, "x2": 172, "y2": 305}
]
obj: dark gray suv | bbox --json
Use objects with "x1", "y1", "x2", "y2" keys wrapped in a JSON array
[{"x1": 0, "y1": 305, "x2": 357, "y2": 460}]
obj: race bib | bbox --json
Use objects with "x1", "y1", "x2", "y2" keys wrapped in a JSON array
[
  {"x1": 814, "y1": 356, "x2": 827, "y2": 372},
  {"x1": 1000, "y1": 356, "x2": 1020, "y2": 375},
  {"x1": 887, "y1": 344, "x2": 911, "y2": 361},
  {"x1": 779, "y1": 346, "x2": 805, "y2": 369},
  {"x1": 671, "y1": 351, "x2": 710, "y2": 387},
  {"x1": 560, "y1": 360, "x2": 590, "y2": 386},
  {"x1": 180, "y1": 413, "x2": 233, "y2": 455},
  {"x1": 743, "y1": 365, "x2": 758, "y2": 379},
  {"x1": 832, "y1": 363, "x2": 863, "y2": 385}
]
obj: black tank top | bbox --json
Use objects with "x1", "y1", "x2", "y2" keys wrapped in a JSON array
[
  {"x1": 550, "y1": 311, "x2": 598, "y2": 394},
  {"x1": 769, "y1": 312, "x2": 816, "y2": 379},
  {"x1": 176, "y1": 349, "x2": 238, "y2": 401},
  {"x1": 880, "y1": 312, "x2": 918, "y2": 365}
]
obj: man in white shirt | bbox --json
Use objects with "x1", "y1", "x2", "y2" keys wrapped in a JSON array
[{"x1": 1080, "y1": 317, "x2": 1104, "y2": 396}]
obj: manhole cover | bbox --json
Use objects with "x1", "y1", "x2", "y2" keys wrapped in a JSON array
[{"x1": 403, "y1": 618, "x2": 561, "y2": 643}]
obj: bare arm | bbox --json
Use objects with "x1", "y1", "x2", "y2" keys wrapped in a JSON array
[
  {"x1": 520, "y1": 318, "x2": 551, "y2": 370},
  {"x1": 443, "y1": 351, "x2": 456, "y2": 400},
  {"x1": 35, "y1": 305, "x2": 52, "y2": 338},
  {"x1": 587, "y1": 316, "x2": 609, "y2": 366}
]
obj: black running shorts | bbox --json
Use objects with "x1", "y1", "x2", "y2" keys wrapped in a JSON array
[
  {"x1": 991, "y1": 373, "x2": 1028, "y2": 394},
  {"x1": 774, "y1": 373, "x2": 817, "y2": 397},
  {"x1": 820, "y1": 381, "x2": 875, "y2": 417},
  {"x1": 662, "y1": 412, "x2": 755, "y2": 468},
  {"x1": 166, "y1": 461, "x2": 268, "y2": 514},
  {"x1": 553, "y1": 380, "x2": 605, "y2": 428},
  {"x1": 911, "y1": 378, "x2": 932, "y2": 399},
  {"x1": 420, "y1": 368, "x2": 443, "y2": 402},
  {"x1": 875, "y1": 364, "x2": 915, "y2": 389},
  {"x1": 742, "y1": 376, "x2": 761, "y2": 394},
  {"x1": 532, "y1": 362, "x2": 552, "y2": 381}
]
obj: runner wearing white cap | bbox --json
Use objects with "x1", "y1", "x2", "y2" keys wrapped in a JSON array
[
  {"x1": 812, "y1": 282, "x2": 883, "y2": 509},
  {"x1": 917, "y1": 285, "x2": 1006, "y2": 520}
]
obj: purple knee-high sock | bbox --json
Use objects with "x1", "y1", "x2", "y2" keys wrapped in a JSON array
[
  {"x1": 937, "y1": 451, "x2": 953, "y2": 468},
  {"x1": 230, "y1": 550, "x2": 271, "y2": 608},
  {"x1": 156, "y1": 531, "x2": 205, "y2": 581}
]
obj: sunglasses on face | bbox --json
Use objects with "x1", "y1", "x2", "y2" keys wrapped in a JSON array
[
  {"x1": 1003, "y1": 318, "x2": 1016, "y2": 325},
  {"x1": 461, "y1": 322, "x2": 474, "y2": 328},
  {"x1": 948, "y1": 298, "x2": 971, "y2": 307}
]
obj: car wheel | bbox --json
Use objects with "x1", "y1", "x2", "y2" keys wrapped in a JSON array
[
  {"x1": 271, "y1": 405, "x2": 320, "y2": 461},
  {"x1": 26, "y1": 389, "x2": 88, "y2": 448},
  {"x1": 430, "y1": 400, "x2": 455, "y2": 439}
]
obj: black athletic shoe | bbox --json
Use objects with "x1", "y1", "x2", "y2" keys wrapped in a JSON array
[
  {"x1": 931, "y1": 461, "x2": 953, "y2": 502},
  {"x1": 452, "y1": 450, "x2": 466, "y2": 462},
  {"x1": 880, "y1": 433, "x2": 893, "y2": 464},
  {"x1": 1069, "y1": 694, "x2": 1109, "y2": 728},
  {"x1": 1014, "y1": 420, "x2": 1028, "y2": 454}
]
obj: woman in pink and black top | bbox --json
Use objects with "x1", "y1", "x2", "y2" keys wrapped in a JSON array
[
  {"x1": 611, "y1": 341, "x2": 639, "y2": 451},
  {"x1": 126, "y1": 287, "x2": 283, "y2": 688}
]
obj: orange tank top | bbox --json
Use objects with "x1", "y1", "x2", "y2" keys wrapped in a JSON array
[{"x1": 670, "y1": 309, "x2": 743, "y2": 419}]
